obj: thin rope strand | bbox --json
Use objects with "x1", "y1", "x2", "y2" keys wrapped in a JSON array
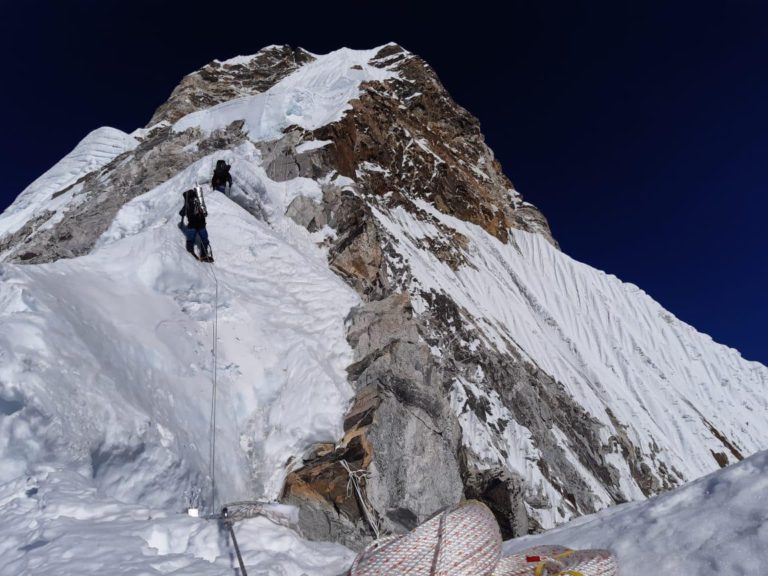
[{"x1": 208, "y1": 263, "x2": 219, "y2": 513}]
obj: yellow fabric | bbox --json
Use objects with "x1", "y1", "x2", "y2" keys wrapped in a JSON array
[{"x1": 532, "y1": 550, "x2": 583, "y2": 576}]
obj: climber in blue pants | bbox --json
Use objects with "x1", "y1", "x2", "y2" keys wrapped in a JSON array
[{"x1": 179, "y1": 186, "x2": 214, "y2": 262}]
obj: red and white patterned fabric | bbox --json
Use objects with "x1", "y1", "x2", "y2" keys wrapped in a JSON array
[
  {"x1": 349, "y1": 501, "x2": 501, "y2": 576},
  {"x1": 493, "y1": 544, "x2": 618, "y2": 575},
  {"x1": 347, "y1": 501, "x2": 618, "y2": 576}
]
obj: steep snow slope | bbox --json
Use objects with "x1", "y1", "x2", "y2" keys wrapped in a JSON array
[
  {"x1": 0, "y1": 127, "x2": 138, "y2": 240},
  {"x1": 0, "y1": 45, "x2": 404, "y2": 575},
  {"x1": 504, "y1": 449, "x2": 768, "y2": 576},
  {"x1": 376, "y1": 199, "x2": 768, "y2": 526},
  {"x1": 0, "y1": 144, "x2": 361, "y2": 572}
]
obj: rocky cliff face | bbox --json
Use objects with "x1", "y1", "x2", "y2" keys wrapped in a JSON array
[
  {"x1": 3, "y1": 43, "x2": 765, "y2": 551},
  {"x1": 258, "y1": 45, "x2": 627, "y2": 545}
]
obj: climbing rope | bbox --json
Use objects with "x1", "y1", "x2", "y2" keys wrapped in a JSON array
[
  {"x1": 347, "y1": 501, "x2": 618, "y2": 576},
  {"x1": 349, "y1": 501, "x2": 499, "y2": 575},
  {"x1": 206, "y1": 261, "x2": 220, "y2": 514},
  {"x1": 340, "y1": 459, "x2": 382, "y2": 541}
]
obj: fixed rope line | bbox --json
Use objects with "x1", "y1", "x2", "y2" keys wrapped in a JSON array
[
  {"x1": 340, "y1": 459, "x2": 382, "y2": 540},
  {"x1": 207, "y1": 262, "x2": 220, "y2": 514}
]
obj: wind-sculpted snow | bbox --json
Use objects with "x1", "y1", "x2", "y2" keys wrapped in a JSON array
[
  {"x1": 374, "y1": 198, "x2": 768, "y2": 525},
  {"x1": 0, "y1": 127, "x2": 138, "y2": 240},
  {"x1": 503, "y1": 449, "x2": 768, "y2": 576},
  {"x1": 0, "y1": 469, "x2": 354, "y2": 575}
]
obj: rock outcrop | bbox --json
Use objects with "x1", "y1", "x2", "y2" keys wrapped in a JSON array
[{"x1": 262, "y1": 45, "x2": 622, "y2": 545}]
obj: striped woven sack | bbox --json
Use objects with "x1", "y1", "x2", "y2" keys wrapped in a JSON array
[
  {"x1": 493, "y1": 545, "x2": 618, "y2": 576},
  {"x1": 348, "y1": 500, "x2": 502, "y2": 576}
]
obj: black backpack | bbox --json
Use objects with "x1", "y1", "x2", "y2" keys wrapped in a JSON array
[
  {"x1": 213, "y1": 160, "x2": 230, "y2": 178},
  {"x1": 212, "y1": 161, "x2": 231, "y2": 190}
]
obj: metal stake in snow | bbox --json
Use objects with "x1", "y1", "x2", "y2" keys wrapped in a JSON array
[
  {"x1": 207, "y1": 262, "x2": 220, "y2": 514},
  {"x1": 229, "y1": 522, "x2": 248, "y2": 576}
]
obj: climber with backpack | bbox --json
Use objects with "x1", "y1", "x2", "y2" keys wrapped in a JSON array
[
  {"x1": 211, "y1": 159, "x2": 232, "y2": 195},
  {"x1": 179, "y1": 186, "x2": 214, "y2": 262}
]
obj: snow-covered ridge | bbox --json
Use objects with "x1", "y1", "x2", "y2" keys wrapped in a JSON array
[
  {"x1": 0, "y1": 127, "x2": 137, "y2": 239},
  {"x1": 0, "y1": 106, "x2": 367, "y2": 572},
  {"x1": 374, "y1": 196, "x2": 768, "y2": 526},
  {"x1": 173, "y1": 47, "x2": 399, "y2": 142},
  {"x1": 2, "y1": 41, "x2": 767, "y2": 572}
]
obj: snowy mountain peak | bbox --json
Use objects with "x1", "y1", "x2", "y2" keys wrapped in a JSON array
[
  {"x1": 0, "y1": 127, "x2": 137, "y2": 246},
  {"x1": 171, "y1": 45, "x2": 400, "y2": 143},
  {"x1": 1, "y1": 43, "x2": 766, "y2": 573},
  {"x1": 148, "y1": 44, "x2": 316, "y2": 126}
]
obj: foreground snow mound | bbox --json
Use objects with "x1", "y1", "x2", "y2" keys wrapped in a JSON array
[
  {"x1": 504, "y1": 449, "x2": 768, "y2": 575},
  {"x1": 0, "y1": 469, "x2": 354, "y2": 576}
]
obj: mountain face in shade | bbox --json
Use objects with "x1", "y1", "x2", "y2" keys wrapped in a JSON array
[{"x1": 0, "y1": 44, "x2": 766, "y2": 569}]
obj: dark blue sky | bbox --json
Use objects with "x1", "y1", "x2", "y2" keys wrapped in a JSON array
[{"x1": 2, "y1": 1, "x2": 766, "y2": 364}]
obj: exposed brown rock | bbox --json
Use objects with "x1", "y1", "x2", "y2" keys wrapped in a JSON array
[
  {"x1": 305, "y1": 45, "x2": 556, "y2": 247},
  {"x1": 701, "y1": 416, "x2": 744, "y2": 461},
  {"x1": 3, "y1": 122, "x2": 247, "y2": 264},
  {"x1": 149, "y1": 45, "x2": 315, "y2": 126},
  {"x1": 281, "y1": 388, "x2": 380, "y2": 549},
  {"x1": 711, "y1": 450, "x2": 729, "y2": 468}
]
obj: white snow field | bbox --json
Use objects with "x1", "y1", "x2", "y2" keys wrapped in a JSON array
[
  {"x1": 504, "y1": 448, "x2": 768, "y2": 576},
  {"x1": 0, "y1": 146, "x2": 359, "y2": 575}
]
